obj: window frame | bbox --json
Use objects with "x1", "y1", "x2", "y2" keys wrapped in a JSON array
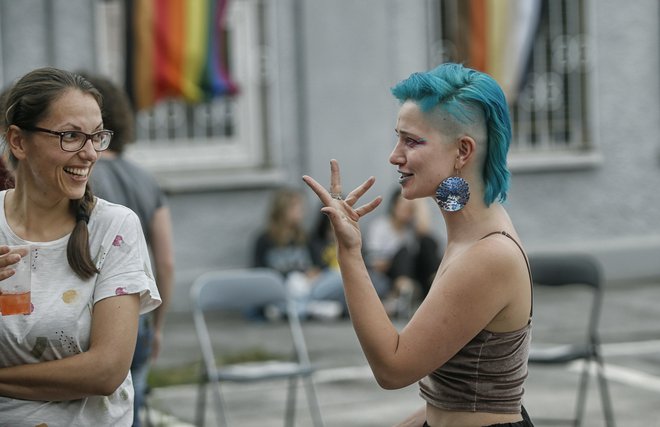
[
  {"x1": 428, "y1": 0, "x2": 600, "y2": 173},
  {"x1": 96, "y1": 0, "x2": 284, "y2": 192}
]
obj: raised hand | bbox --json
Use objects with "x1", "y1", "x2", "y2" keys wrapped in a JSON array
[{"x1": 302, "y1": 159, "x2": 382, "y2": 251}]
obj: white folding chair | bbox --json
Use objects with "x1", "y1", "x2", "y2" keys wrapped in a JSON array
[{"x1": 190, "y1": 268, "x2": 324, "y2": 427}]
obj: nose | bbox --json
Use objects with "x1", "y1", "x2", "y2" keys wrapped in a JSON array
[
  {"x1": 78, "y1": 138, "x2": 99, "y2": 159},
  {"x1": 389, "y1": 142, "x2": 404, "y2": 166}
]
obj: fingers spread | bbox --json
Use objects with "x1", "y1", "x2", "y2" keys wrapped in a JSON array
[
  {"x1": 345, "y1": 176, "x2": 376, "y2": 206},
  {"x1": 302, "y1": 175, "x2": 332, "y2": 205},
  {"x1": 304, "y1": 161, "x2": 380, "y2": 222},
  {"x1": 329, "y1": 159, "x2": 343, "y2": 197},
  {"x1": 355, "y1": 196, "x2": 383, "y2": 218}
]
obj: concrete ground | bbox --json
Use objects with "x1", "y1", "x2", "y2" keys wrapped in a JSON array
[{"x1": 146, "y1": 280, "x2": 660, "y2": 426}]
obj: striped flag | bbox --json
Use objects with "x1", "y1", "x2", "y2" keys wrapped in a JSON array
[
  {"x1": 124, "y1": 0, "x2": 239, "y2": 111},
  {"x1": 456, "y1": 0, "x2": 542, "y2": 103}
]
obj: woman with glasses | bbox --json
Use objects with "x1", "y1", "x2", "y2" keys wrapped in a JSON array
[
  {"x1": 0, "y1": 67, "x2": 160, "y2": 426},
  {"x1": 303, "y1": 63, "x2": 534, "y2": 426}
]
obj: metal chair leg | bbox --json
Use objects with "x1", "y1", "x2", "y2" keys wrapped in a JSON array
[
  {"x1": 195, "y1": 379, "x2": 207, "y2": 427},
  {"x1": 211, "y1": 381, "x2": 229, "y2": 427},
  {"x1": 284, "y1": 377, "x2": 298, "y2": 427},
  {"x1": 573, "y1": 359, "x2": 592, "y2": 427},
  {"x1": 303, "y1": 376, "x2": 324, "y2": 427},
  {"x1": 595, "y1": 354, "x2": 616, "y2": 427}
]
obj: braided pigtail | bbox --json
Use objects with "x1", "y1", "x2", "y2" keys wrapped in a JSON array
[{"x1": 67, "y1": 184, "x2": 99, "y2": 280}]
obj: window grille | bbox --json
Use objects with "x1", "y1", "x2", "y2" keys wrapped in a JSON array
[
  {"x1": 98, "y1": 0, "x2": 270, "y2": 184},
  {"x1": 429, "y1": 0, "x2": 595, "y2": 159}
]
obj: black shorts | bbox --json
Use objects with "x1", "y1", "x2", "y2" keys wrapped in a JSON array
[{"x1": 423, "y1": 406, "x2": 534, "y2": 427}]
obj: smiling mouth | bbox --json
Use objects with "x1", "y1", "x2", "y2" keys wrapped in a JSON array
[
  {"x1": 64, "y1": 167, "x2": 89, "y2": 177},
  {"x1": 398, "y1": 171, "x2": 413, "y2": 184}
]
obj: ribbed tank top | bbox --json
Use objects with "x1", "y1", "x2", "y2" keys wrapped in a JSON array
[{"x1": 418, "y1": 231, "x2": 532, "y2": 413}]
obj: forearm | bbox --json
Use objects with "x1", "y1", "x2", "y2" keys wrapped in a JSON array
[
  {"x1": 150, "y1": 207, "x2": 175, "y2": 333},
  {"x1": 338, "y1": 246, "x2": 401, "y2": 384},
  {"x1": 0, "y1": 348, "x2": 130, "y2": 401},
  {"x1": 152, "y1": 268, "x2": 173, "y2": 332},
  {"x1": 0, "y1": 294, "x2": 140, "y2": 401},
  {"x1": 150, "y1": 262, "x2": 171, "y2": 362}
]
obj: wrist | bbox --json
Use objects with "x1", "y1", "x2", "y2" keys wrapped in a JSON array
[{"x1": 337, "y1": 245, "x2": 364, "y2": 260}]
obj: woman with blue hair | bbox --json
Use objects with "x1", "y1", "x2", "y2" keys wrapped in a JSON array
[{"x1": 303, "y1": 63, "x2": 533, "y2": 426}]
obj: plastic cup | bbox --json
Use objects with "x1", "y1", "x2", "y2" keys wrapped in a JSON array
[{"x1": 0, "y1": 245, "x2": 32, "y2": 315}]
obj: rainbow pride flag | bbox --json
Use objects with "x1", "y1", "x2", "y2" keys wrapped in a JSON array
[
  {"x1": 124, "y1": 0, "x2": 239, "y2": 111},
  {"x1": 451, "y1": 0, "x2": 542, "y2": 103}
]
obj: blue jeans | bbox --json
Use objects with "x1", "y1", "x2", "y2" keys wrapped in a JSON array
[
  {"x1": 295, "y1": 269, "x2": 391, "y2": 318},
  {"x1": 131, "y1": 315, "x2": 154, "y2": 427}
]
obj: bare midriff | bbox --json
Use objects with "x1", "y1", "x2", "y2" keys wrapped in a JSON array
[{"x1": 426, "y1": 403, "x2": 523, "y2": 427}]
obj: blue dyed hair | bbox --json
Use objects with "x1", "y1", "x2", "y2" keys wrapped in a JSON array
[{"x1": 391, "y1": 63, "x2": 511, "y2": 205}]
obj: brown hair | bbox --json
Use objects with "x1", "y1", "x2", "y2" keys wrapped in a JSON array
[
  {"x1": 76, "y1": 72, "x2": 135, "y2": 154},
  {"x1": 266, "y1": 188, "x2": 307, "y2": 246},
  {"x1": 0, "y1": 85, "x2": 16, "y2": 189},
  {"x1": 4, "y1": 67, "x2": 102, "y2": 279}
]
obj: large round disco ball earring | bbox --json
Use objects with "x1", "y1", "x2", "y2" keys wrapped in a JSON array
[{"x1": 435, "y1": 175, "x2": 470, "y2": 212}]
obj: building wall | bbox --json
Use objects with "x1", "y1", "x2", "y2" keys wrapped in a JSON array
[
  {"x1": 1, "y1": 0, "x2": 659, "y2": 313},
  {"x1": 503, "y1": 0, "x2": 660, "y2": 278},
  {"x1": 297, "y1": 0, "x2": 660, "y2": 290}
]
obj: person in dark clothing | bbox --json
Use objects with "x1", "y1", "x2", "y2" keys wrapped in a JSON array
[
  {"x1": 365, "y1": 187, "x2": 442, "y2": 317},
  {"x1": 82, "y1": 73, "x2": 174, "y2": 427}
]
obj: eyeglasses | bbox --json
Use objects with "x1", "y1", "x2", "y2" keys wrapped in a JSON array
[{"x1": 23, "y1": 126, "x2": 113, "y2": 152}]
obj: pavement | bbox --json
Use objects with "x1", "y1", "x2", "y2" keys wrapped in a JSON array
[{"x1": 145, "y1": 279, "x2": 660, "y2": 427}]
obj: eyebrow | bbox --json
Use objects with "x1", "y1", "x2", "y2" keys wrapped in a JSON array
[
  {"x1": 57, "y1": 122, "x2": 105, "y2": 131},
  {"x1": 395, "y1": 129, "x2": 426, "y2": 142}
]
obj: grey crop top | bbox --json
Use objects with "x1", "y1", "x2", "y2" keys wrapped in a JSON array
[{"x1": 418, "y1": 231, "x2": 533, "y2": 414}]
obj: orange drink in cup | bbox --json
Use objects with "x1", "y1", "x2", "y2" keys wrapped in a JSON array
[{"x1": 0, "y1": 245, "x2": 32, "y2": 315}]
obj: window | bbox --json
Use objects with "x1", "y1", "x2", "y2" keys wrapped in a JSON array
[
  {"x1": 97, "y1": 0, "x2": 278, "y2": 191},
  {"x1": 429, "y1": 0, "x2": 599, "y2": 171}
]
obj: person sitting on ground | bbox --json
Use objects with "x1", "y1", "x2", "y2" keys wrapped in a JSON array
[
  {"x1": 253, "y1": 188, "x2": 355, "y2": 320},
  {"x1": 307, "y1": 208, "x2": 389, "y2": 318},
  {"x1": 365, "y1": 187, "x2": 442, "y2": 317}
]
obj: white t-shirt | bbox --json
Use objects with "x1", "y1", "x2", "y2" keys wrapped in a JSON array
[
  {"x1": 0, "y1": 192, "x2": 161, "y2": 426},
  {"x1": 365, "y1": 216, "x2": 415, "y2": 266}
]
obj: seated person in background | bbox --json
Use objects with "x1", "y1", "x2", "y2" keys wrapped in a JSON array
[
  {"x1": 254, "y1": 188, "x2": 375, "y2": 320},
  {"x1": 365, "y1": 187, "x2": 442, "y2": 317},
  {"x1": 307, "y1": 210, "x2": 345, "y2": 315},
  {"x1": 253, "y1": 187, "x2": 318, "y2": 282},
  {"x1": 308, "y1": 210, "x2": 390, "y2": 318},
  {"x1": 252, "y1": 188, "x2": 329, "y2": 318}
]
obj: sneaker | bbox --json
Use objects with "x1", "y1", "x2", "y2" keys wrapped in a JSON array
[
  {"x1": 263, "y1": 304, "x2": 284, "y2": 321},
  {"x1": 396, "y1": 287, "x2": 415, "y2": 319},
  {"x1": 305, "y1": 300, "x2": 343, "y2": 321}
]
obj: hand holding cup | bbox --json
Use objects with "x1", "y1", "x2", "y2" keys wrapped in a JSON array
[{"x1": 0, "y1": 245, "x2": 32, "y2": 315}]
